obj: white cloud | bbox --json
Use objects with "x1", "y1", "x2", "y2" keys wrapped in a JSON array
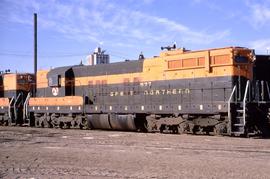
[
  {"x1": 1, "y1": 0, "x2": 230, "y2": 48},
  {"x1": 250, "y1": 39, "x2": 270, "y2": 54},
  {"x1": 246, "y1": 1, "x2": 270, "y2": 27},
  {"x1": 142, "y1": 0, "x2": 155, "y2": 4}
]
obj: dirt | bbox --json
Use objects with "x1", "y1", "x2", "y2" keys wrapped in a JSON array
[{"x1": 0, "y1": 126, "x2": 270, "y2": 179}]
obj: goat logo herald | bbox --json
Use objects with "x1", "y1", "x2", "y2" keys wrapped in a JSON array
[{"x1": 52, "y1": 87, "x2": 59, "y2": 96}]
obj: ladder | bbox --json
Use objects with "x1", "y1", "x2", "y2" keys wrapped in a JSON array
[{"x1": 228, "y1": 80, "x2": 250, "y2": 136}]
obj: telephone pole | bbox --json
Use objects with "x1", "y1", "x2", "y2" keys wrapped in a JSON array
[{"x1": 34, "y1": 13, "x2": 37, "y2": 96}]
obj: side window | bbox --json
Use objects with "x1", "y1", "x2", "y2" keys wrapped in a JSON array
[
  {"x1": 48, "y1": 75, "x2": 61, "y2": 87},
  {"x1": 235, "y1": 56, "x2": 248, "y2": 63}
]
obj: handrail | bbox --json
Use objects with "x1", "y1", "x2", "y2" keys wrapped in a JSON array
[
  {"x1": 23, "y1": 92, "x2": 31, "y2": 120},
  {"x1": 228, "y1": 86, "x2": 237, "y2": 103},
  {"x1": 266, "y1": 81, "x2": 270, "y2": 101},
  {"x1": 227, "y1": 85, "x2": 237, "y2": 119},
  {"x1": 13, "y1": 93, "x2": 22, "y2": 121},
  {"x1": 243, "y1": 80, "x2": 250, "y2": 126},
  {"x1": 8, "y1": 96, "x2": 15, "y2": 118},
  {"x1": 227, "y1": 85, "x2": 237, "y2": 135}
]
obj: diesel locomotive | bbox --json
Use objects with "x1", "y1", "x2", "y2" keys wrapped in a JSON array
[
  {"x1": 1, "y1": 46, "x2": 270, "y2": 137},
  {"x1": 24, "y1": 46, "x2": 270, "y2": 136},
  {"x1": 0, "y1": 73, "x2": 34, "y2": 125}
]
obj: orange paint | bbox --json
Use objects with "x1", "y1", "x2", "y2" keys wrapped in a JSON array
[
  {"x1": 0, "y1": 98, "x2": 9, "y2": 107},
  {"x1": 29, "y1": 96, "x2": 83, "y2": 106}
]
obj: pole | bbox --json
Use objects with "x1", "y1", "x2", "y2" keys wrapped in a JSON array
[{"x1": 34, "y1": 13, "x2": 37, "y2": 96}]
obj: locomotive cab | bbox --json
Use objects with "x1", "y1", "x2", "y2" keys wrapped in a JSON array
[
  {"x1": 47, "y1": 66, "x2": 75, "y2": 97},
  {"x1": 231, "y1": 48, "x2": 254, "y2": 101}
]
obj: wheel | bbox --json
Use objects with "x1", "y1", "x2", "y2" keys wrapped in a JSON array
[
  {"x1": 51, "y1": 117, "x2": 59, "y2": 128},
  {"x1": 3, "y1": 116, "x2": 9, "y2": 126},
  {"x1": 172, "y1": 126, "x2": 178, "y2": 134},
  {"x1": 79, "y1": 118, "x2": 88, "y2": 129},
  {"x1": 159, "y1": 125, "x2": 165, "y2": 133},
  {"x1": 213, "y1": 127, "x2": 218, "y2": 135},
  {"x1": 213, "y1": 123, "x2": 227, "y2": 136},
  {"x1": 64, "y1": 122, "x2": 71, "y2": 129},
  {"x1": 59, "y1": 121, "x2": 64, "y2": 129},
  {"x1": 35, "y1": 118, "x2": 40, "y2": 127},
  {"x1": 71, "y1": 120, "x2": 77, "y2": 128},
  {"x1": 177, "y1": 125, "x2": 185, "y2": 134},
  {"x1": 43, "y1": 119, "x2": 50, "y2": 128}
]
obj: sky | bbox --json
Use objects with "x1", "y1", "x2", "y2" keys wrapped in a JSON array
[{"x1": 0, "y1": 0, "x2": 270, "y2": 73}]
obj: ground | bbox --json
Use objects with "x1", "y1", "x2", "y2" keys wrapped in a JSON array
[{"x1": 0, "y1": 126, "x2": 270, "y2": 179}]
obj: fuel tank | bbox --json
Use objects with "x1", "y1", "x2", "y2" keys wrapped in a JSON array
[
  {"x1": 109, "y1": 114, "x2": 137, "y2": 131},
  {"x1": 87, "y1": 114, "x2": 137, "y2": 131}
]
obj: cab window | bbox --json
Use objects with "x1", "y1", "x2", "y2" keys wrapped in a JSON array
[{"x1": 235, "y1": 56, "x2": 249, "y2": 63}]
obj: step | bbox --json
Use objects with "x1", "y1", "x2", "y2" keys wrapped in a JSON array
[
  {"x1": 233, "y1": 124, "x2": 244, "y2": 127},
  {"x1": 236, "y1": 110, "x2": 244, "y2": 113},
  {"x1": 231, "y1": 131, "x2": 245, "y2": 136},
  {"x1": 236, "y1": 116, "x2": 244, "y2": 119},
  {"x1": 22, "y1": 123, "x2": 30, "y2": 127},
  {"x1": 247, "y1": 132, "x2": 256, "y2": 136}
]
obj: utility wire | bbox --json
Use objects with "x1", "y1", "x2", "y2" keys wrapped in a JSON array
[
  {"x1": 0, "y1": 52, "x2": 31, "y2": 57},
  {"x1": 0, "y1": 51, "x2": 132, "y2": 59},
  {"x1": 0, "y1": 52, "x2": 88, "y2": 58},
  {"x1": 0, "y1": 48, "x2": 138, "y2": 61}
]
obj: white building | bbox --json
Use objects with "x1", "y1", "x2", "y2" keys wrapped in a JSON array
[{"x1": 87, "y1": 47, "x2": 110, "y2": 65}]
